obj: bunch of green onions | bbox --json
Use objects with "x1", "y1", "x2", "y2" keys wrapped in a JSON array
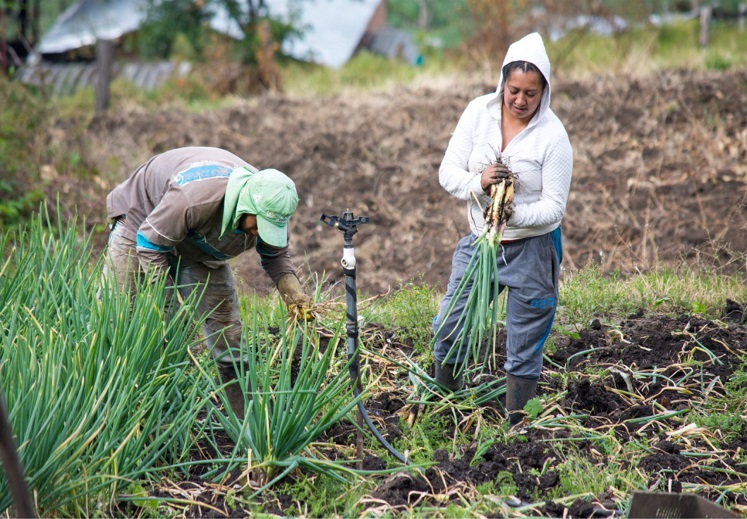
[
  {"x1": 203, "y1": 312, "x2": 369, "y2": 495},
  {"x1": 434, "y1": 161, "x2": 515, "y2": 375}
]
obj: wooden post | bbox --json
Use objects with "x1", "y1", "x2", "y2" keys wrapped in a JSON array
[
  {"x1": 0, "y1": 393, "x2": 37, "y2": 518},
  {"x1": 699, "y1": 5, "x2": 712, "y2": 49},
  {"x1": 739, "y1": 3, "x2": 746, "y2": 32},
  {"x1": 0, "y1": 6, "x2": 7, "y2": 75},
  {"x1": 96, "y1": 38, "x2": 114, "y2": 112},
  {"x1": 418, "y1": 0, "x2": 428, "y2": 30}
]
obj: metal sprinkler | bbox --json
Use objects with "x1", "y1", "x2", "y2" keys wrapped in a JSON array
[{"x1": 321, "y1": 210, "x2": 408, "y2": 465}]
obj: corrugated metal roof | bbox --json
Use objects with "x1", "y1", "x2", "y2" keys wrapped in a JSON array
[
  {"x1": 272, "y1": 0, "x2": 383, "y2": 68},
  {"x1": 16, "y1": 60, "x2": 191, "y2": 95},
  {"x1": 36, "y1": 0, "x2": 148, "y2": 54},
  {"x1": 32, "y1": 0, "x2": 384, "y2": 69}
]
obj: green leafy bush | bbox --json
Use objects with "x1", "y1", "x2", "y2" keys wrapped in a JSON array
[{"x1": 0, "y1": 79, "x2": 47, "y2": 226}]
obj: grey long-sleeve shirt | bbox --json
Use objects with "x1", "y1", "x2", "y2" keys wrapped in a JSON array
[{"x1": 106, "y1": 146, "x2": 296, "y2": 283}]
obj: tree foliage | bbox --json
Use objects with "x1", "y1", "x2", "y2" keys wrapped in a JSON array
[
  {"x1": 139, "y1": 0, "x2": 211, "y2": 60},
  {"x1": 0, "y1": 78, "x2": 45, "y2": 226},
  {"x1": 139, "y1": 0, "x2": 298, "y2": 65}
]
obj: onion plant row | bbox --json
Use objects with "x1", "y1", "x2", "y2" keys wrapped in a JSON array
[
  {"x1": 200, "y1": 317, "x2": 373, "y2": 496},
  {"x1": 0, "y1": 207, "x2": 398, "y2": 516},
  {"x1": 0, "y1": 210, "x2": 214, "y2": 515}
]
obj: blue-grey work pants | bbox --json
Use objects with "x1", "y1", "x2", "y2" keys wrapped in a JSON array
[{"x1": 433, "y1": 228, "x2": 561, "y2": 379}]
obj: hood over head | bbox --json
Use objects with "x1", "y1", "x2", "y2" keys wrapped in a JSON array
[
  {"x1": 488, "y1": 32, "x2": 552, "y2": 122},
  {"x1": 220, "y1": 167, "x2": 299, "y2": 247}
]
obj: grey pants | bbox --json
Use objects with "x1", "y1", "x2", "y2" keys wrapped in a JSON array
[
  {"x1": 433, "y1": 228, "x2": 561, "y2": 379},
  {"x1": 101, "y1": 220, "x2": 244, "y2": 368}
]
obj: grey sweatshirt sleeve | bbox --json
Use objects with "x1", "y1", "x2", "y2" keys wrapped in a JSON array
[{"x1": 256, "y1": 234, "x2": 297, "y2": 285}]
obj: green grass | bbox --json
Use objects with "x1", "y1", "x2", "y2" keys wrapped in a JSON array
[
  {"x1": 281, "y1": 51, "x2": 425, "y2": 97},
  {"x1": 366, "y1": 277, "x2": 440, "y2": 353},
  {"x1": 557, "y1": 262, "x2": 747, "y2": 328},
  {"x1": 0, "y1": 80, "x2": 48, "y2": 227},
  {"x1": 550, "y1": 456, "x2": 643, "y2": 503},
  {"x1": 692, "y1": 364, "x2": 747, "y2": 443},
  {"x1": 266, "y1": 473, "x2": 373, "y2": 517},
  {"x1": 550, "y1": 19, "x2": 747, "y2": 79}
]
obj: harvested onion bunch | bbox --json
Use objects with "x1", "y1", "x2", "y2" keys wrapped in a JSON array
[{"x1": 434, "y1": 156, "x2": 515, "y2": 374}]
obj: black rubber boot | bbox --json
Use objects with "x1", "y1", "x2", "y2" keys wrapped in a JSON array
[
  {"x1": 218, "y1": 365, "x2": 249, "y2": 420},
  {"x1": 434, "y1": 361, "x2": 463, "y2": 392},
  {"x1": 505, "y1": 374, "x2": 538, "y2": 426}
]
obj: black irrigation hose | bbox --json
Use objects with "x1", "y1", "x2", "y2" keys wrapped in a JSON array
[
  {"x1": 345, "y1": 280, "x2": 408, "y2": 464},
  {"x1": 322, "y1": 211, "x2": 409, "y2": 466},
  {"x1": 345, "y1": 290, "x2": 409, "y2": 465},
  {"x1": 353, "y1": 386, "x2": 409, "y2": 465},
  {"x1": 344, "y1": 261, "x2": 409, "y2": 466}
]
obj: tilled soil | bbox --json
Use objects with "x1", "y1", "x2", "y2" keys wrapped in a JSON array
[
  {"x1": 42, "y1": 68, "x2": 747, "y2": 517},
  {"x1": 51, "y1": 68, "x2": 747, "y2": 296},
  {"x1": 167, "y1": 301, "x2": 747, "y2": 518}
]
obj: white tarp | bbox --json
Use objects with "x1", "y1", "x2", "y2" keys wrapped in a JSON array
[
  {"x1": 36, "y1": 0, "x2": 148, "y2": 54},
  {"x1": 33, "y1": 0, "x2": 382, "y2": 68},
  {"x1": 275, "y1": 0, "x2": 382, "y2": 68}
]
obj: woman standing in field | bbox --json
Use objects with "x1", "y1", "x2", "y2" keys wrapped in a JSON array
[{"x1": 433, "y1": 32, "x2": 573, "y2": 425}]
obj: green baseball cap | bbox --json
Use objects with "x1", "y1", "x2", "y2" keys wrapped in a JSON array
[{"x1": 221, "y1": 167, "x2": 299, "y2": 247}]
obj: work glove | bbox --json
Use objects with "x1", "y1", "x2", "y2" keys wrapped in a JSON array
[{"x1": 277, "y1": 273, "x2": 315, "y2": 321}]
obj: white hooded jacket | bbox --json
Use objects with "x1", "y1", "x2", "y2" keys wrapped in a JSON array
[{"x1": 439, "y1": 32, "x2": 573, "y2": 241}]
